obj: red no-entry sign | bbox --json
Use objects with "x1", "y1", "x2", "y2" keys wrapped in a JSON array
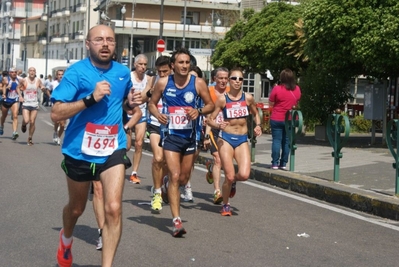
[{"x1": 157, "y1": 39, "x2": 165, "y2": 53}]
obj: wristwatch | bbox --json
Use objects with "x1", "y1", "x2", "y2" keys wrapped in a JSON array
[
  {"x1": 197, "y1": 108, "x2": 203, "y2": 114},
  {"x1": 204, "y1": 134, "x2": 210, "y2": 140}
]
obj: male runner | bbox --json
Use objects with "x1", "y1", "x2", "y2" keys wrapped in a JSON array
[
  {"x1": 142, "y1": 55, "x2": 172, "y2": 212},
  {"x1": 129, "y1": 54, "x2": 153, "y2": 184},
  {"x1": 18, "y1": 67, "x2": 46, "y2": 145},
  {"x1": 52, "y1": 69, "x2": 65, "y2": 145},
  {"x1": 51, "y1": 24, "x2": 142, "y2": 267},
  {"x1": 0, "y1": 68, "x2": 22, "y2": 139},
  {"x1": 148, "y1": 48, "x2": 214, "y2": 237}
]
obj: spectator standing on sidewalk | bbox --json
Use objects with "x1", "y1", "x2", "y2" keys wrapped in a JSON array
[{"x1": 269, "y1": 68, "x2": 301, "y2": 170}]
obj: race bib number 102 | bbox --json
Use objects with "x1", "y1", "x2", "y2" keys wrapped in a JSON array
[
  {"x1": 168, "y1": 106, "x2": 192, "y2": 130},
  {"x1": 81, "y1": 123, "x2": 119, "y2": 156}
]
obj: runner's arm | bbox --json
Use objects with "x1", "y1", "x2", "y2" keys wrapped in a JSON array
[
  {"x1": 247, "y1": 93, "x2": 262, "y2": 137},
  {"x1": 206, "y1": 95, "x2": 227, "y2": 131},
  {"x1": 148, "y1": 76, "x2": 167, "y2": 125}
]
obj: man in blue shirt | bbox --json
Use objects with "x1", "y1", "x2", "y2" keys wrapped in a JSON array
[{"x1": 51, "y1": 25, "x2": 142, "y2": 267}]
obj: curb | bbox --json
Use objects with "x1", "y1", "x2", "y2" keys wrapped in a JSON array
[{"x1": 141, "y1": 141, "x2": 399, "y2": 221}]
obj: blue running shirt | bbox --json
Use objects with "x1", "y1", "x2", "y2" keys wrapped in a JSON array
[
  {"x1": 51, "y1": 58, "x2": 132, "y2": 163},
  {"x1": 161, "y1": 74, "x2": 200, "y2": 140}
]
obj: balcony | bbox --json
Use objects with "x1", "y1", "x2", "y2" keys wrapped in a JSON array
[
  {"x1": 62, "y1": 8, "x2": 70, "y2": 17},
  {"x1": 61, "y1": 33, "x2": 70, "y2": 42},
  {"x1": 50, "y1": 34, "x2": 61, "y2": 43},
  {"x1": 114, "y1": 19, "x2": 230, "y2": 39},
  {"x1": 54, "y1": 9, "x2": 62, "y2": 17},
  {"x1": 39, "y1": 37, "x2": 46, "y2": 45},
  {"x1": 75, "y1": 3, "x2": 87, "y2": 13},
  {"x1": 73, "y1": 31, "x2": 85, "y2": 40},
  {"x1": 20, "y1": 35, "x2": 39, "y2": 43}
]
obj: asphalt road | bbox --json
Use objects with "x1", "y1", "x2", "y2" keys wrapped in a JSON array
[{"x1": 1, "y1": 109, "x2": 399, "y2": 267}]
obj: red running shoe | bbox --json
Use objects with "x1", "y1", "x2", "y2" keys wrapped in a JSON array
[
  {"x1": 172, "y1": 218, "x2": 187, "y2": 237},
  {"x1": 57, "y1": 229, "x2": 73, "y2": 267},
  {"x1": 220, "y1": 203, "x2": 232, "y2": 216}
]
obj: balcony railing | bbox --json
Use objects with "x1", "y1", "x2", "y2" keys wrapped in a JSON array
[
  {"x1": 114, "y1": 19, "x2": 230, "y2": 36},
  {"x1": 20, "y1": 35, "x2": 39, "y2": 43},
  {"x1": 74, "y1": 3, "x2": 87, "y2": 13},
  {"x1": 72, "y1": 32, "x2": 85, "y2": 40},
  {"x1": 61, "y1": 7, "x2": 70, "y2": 17}
]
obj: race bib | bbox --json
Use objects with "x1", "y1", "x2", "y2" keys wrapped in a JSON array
[
  {"x1": 225, "y1": 101, "x2": 248, "y2": 119},
  {"x1": 215, "y1": 111, "x2": 224, "y2": 124},
  {"x1": 81, "y1": 123, "x2": 119, "y2": 156},
  {"x1": 8, "y1": 90, "x2": 18, "y2": 99},
  {"x1": 25, "y1": 91, "x2": 37, "y2": 101},
  {"x1": 168, "y1": 106, "x2": 192, "y2": 130}
]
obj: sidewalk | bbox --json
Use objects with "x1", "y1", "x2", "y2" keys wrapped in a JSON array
[{"x1": 141, "y1": 132, "x2": 399, "y2": 221}]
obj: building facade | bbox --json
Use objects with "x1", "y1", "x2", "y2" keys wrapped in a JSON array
[{"x1": 0, "y1": 0, "x2": 46, "y2": 71}]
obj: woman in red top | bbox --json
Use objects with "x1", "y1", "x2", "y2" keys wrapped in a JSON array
[{"x1": 269, "y1": 69, "x2": 301, "y2": 170}]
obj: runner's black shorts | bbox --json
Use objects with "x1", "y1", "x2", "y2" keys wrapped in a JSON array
[
  {"x1": 147, "y1": 123, "x2": 160, "y2": 135},
  {"x1": 61, "y1": 149, "x2": 132, "y2": 182}
]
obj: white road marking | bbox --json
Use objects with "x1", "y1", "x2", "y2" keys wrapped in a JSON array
[{"x1": 48, "y1": 129, "x2": 399, "y2": 232}]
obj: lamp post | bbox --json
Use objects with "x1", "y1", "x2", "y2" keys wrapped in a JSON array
[
  {"x1": 42, "y1": 2, "x2": 50, "y2": 77},
  {"x1": 6, "y1": 0, "x2": 11, "y2": 70},
  {"x1": 129, "y1": 1, "x2": 137, "y2": 71},
  {"x1": 182, "y1": 0, "x2": 187, "y2": 48},
  {"x1": 121, "y1": 5, "x2": 126, "y2": 28},
  {"x1": 24, "y1": 3, "x2": 28, "y2": 73},
  {"x1": 9, "y1": 16, "x2": 14, "y2": 69},
  {"x1": 154, "y1": 0, "x2": 165, "y2": 40}
]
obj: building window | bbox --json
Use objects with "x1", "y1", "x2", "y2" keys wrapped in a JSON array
[
  {"x1": 181, "y1": 11, "x2": 199, "y2": 25},
  {"x1": 261, "y1": 79, "x2": 271, "y2": 99},
  {"x1": 243, "y1": 73, "x2": 255, "y2": 95},
  {"x1": 165, "y1": 38, "x2": 202, "y2": 50}
]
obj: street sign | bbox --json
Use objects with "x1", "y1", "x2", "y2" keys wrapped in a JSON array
[{"x1": 157, "y1": 39, "x2": 165, "y2": 53}]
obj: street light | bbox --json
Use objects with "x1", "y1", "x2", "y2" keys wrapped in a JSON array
[
  {"x1": 9, "y1": 16, "x2": 14, "y2": 69},
  {"x1": 154, "y1": 0, "x2": 165, "y2": 40},
  {"x1": 182, "y1": 0, "x2": 187, "y2": 48},
  {"x1": 6, "y1": 0, "x2": 11, "y2": 70},
  {"x1": 121, "y1": 5, "x2": 126, "y2": 28},
  {"x1": 41, "y1": 2, "x2": 50, "y2": 77},
  {"x1": 129, "y1": 1, "x2": 137, "y2": 71}
]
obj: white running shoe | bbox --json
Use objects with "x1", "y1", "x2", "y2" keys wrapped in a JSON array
[
  {"x1": 96, "y1": 229, "x2": 102, "y2": 251},
  {"x1": 53, "y1": 132, "x2": 57, "y2": 143},
  {"x1": 180, "y1": 185, "x2": 193, "y2": 202}
]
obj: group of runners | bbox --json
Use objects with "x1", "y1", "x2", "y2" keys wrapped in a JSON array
[
  {"x1": 14, "y1": 24, "x2": 265, "y2": 267},
  {"x1": 0, "y1": 67, "x2": 65, "y2": 146}
]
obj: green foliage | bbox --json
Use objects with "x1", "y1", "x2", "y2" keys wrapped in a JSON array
[
  {"x1": 350, "y1": 115, "x2": 372, "y2": 133},
  {"x1": 211, "y1": 3, "x2": 304, "y2": 78},
  {"x1": 303, "y1": 0, "x2": 399, "y2": 79},
  {"x1": 299, "y1": 64, "x2": 353, "y2": 125}
]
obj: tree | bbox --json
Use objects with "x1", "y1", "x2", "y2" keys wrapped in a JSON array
[
  {"x1": 211, "y1": 3, "x2": 304, "y2": 78},
  {"x1": 303, "y1": 0, "x2": 399, "y2": 79}
]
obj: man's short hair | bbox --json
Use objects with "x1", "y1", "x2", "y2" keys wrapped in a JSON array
[
  {"x1": 170, "y1": 47, "x2": 192, "y2": 64},
  {"x1": 155, "y1": 55, "x2": 171, "y2": 68}
]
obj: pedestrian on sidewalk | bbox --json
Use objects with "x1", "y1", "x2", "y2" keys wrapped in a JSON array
[{"x1": 269, "y1": 68, "x2": 301, "y2": 170}]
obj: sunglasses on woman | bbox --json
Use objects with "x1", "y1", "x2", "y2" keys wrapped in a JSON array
[{"x1": 229, "y1": 76, "x2": 243, "y2": 81}]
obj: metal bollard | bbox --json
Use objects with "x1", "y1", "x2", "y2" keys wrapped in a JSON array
[
  {"x1": 326, "y1": 109, "x2": 350, "y2": 182},
  {"x1": 284, "y1": 106, "x2": 303, "y2": 171},
  {"x1": 386, "y1": 119, "x2": 399, "y2": 196},
  {"x1": 247, "y1": 109, "x2": 262, "y2": 163}
]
